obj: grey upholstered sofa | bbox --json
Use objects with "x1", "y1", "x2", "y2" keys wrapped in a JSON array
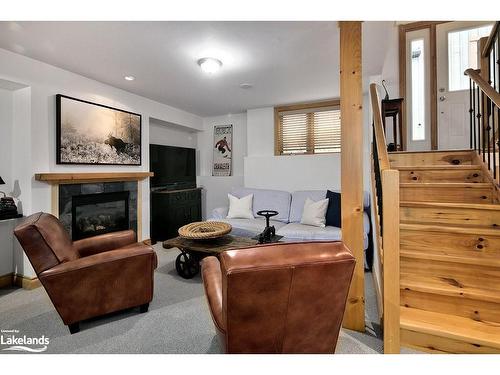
[{"x1": 210, "y1": 187, "x2": 371, "y2": 250}]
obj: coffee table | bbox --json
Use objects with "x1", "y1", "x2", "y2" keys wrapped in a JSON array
[{"x1": 163, "y1": 235, "x2": 258, "y2": 279}]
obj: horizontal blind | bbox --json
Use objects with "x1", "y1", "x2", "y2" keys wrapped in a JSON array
[
  {"x1": 277, "y1": 106, "x2": 341, "y2": 155},
  {"x1": 314, "y1": 109, "x2": 341, "y2": 153}
]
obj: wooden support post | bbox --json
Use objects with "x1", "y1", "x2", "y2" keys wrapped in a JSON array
[
  {"x1": 381, "y1": 169, "x2": 400, "y2": 354},
  {"x1": 339, "y1": 21, "x2": 365, "y2": 332}
]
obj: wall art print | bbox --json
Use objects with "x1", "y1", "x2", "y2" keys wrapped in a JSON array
[
  {"x1": 212, "y1": 124, "x2": 232, "y2": 176},
  {"x1": 56, "y1": 94, "x2": 141, "y2": 165}
]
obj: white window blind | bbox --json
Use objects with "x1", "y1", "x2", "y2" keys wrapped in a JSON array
[{"x1": 276, "y1": 104, "x2": 341, "y2": 155}]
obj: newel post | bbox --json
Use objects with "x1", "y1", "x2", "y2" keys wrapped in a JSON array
[{"x1": 339, "y1": 21, "x2": 365, "y2": 332}]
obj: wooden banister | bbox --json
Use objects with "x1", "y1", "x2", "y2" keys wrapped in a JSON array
[
  {"x1": 369, "y1": 82, "x2": 401, "y2": 354},
  {"x1": 370, "y1": 83, "x2": 391, "y2": 170},
  {"x1": 465, "y1": 68, "x2": 500, "y2": 109},
  {"x1": 481, "y1": 21, "x2": 499, "y2": 58}
]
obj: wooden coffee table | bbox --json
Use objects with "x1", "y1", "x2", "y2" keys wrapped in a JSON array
[{"x1": 163, "y1": 235, "x2": 258, "y2": 279}]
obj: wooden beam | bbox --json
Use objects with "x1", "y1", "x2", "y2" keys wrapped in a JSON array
[
  {"x1": 382, "y1": 169, "x2": 401, "y2": 353},
  {"x1": 339, "y1": 21, "x2": 365, "y2": 332}
]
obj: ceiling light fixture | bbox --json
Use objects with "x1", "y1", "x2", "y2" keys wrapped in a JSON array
[
  {"x1": 124, "y1": 75, "x2": 135, "y2": 81},
  {"x1": 239, "y1": 83, "x2": 253, "y2": 89},
  {"x1": 197, "y1": 57, "x2": 223, "y2": 74}
]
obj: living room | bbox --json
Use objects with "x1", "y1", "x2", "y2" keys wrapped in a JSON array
[{"x1": 1, "y1": 0, "x2": 499, "y2": 373}]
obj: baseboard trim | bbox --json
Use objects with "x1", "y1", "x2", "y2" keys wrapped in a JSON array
[
  {"x1": 13, "y1": 274, "x2": 41, "y2": 290},
  {"x1": 0, "y1": 273, "x2": 14, "y2": 288}
]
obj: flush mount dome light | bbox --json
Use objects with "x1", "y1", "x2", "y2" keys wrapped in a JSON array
[
  {"x1": 197, "y1": 57, "x2": 223, "y2": 74},
  {"x1": 124, "y1": 75, "x2": 135, "y2": 81}
]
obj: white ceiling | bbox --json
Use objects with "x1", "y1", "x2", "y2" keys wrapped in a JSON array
[{"x1": 0, "y1": 21, "x2": 394, "y2": 117}]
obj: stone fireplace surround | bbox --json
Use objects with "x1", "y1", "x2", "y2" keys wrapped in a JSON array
[{"x1": 59, "y1": 182, "x2": 137, "y2": 240}]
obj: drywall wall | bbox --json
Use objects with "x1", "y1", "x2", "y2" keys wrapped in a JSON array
[
  {"x1": 197, "y1": 113, "x2": 247, "y2": 218},
  {"x1": 244, "y1": 95, "x2": 372, "y2": 192},
  {"x1": 0, "y1": 47, "x2": 203, "y2": 251},
  {"x1": 149, "y1": 118, "x2": 198, "y2": 150},
  {"x1": 0, "y1": 88, "x2": 13, "y2": 195}
]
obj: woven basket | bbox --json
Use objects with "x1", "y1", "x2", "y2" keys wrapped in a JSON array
[{"x1": 178, "y1": 221, "x2": 232, "y2": 240}]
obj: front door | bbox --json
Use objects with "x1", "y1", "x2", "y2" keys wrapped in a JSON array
[{"x1": 436, "y1": 21, "x2": 493, "y2": 150}]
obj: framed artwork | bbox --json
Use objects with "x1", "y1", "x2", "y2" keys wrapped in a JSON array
[
  {"x1": 212, "y1": 124, "x2": 233, "y2": 176},
  {"x1": 56, "y1": 94, "x2": 142, "y2": 165}
]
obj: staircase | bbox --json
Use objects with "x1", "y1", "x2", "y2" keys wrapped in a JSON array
[{"x1": 390, "y1": 149, "x2": 500, "y2": 353}]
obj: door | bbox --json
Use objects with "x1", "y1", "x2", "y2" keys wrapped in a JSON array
[{"x1": 436, "y1": 21, "x2": 493, "y2": 150}]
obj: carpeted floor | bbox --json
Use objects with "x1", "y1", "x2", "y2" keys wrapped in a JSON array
[{"x1": 0, "y1": 244, "x2": 418, "y2": 354}]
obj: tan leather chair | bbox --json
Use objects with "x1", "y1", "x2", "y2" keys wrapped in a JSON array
[
  {"x1": 14, "y1": 212, "x2": 157, "y2": 334},
  {"x1": 201, "y1": 241, "x2": 355, "y2": 353}
]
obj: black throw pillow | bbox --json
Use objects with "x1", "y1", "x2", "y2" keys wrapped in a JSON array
[{"x1": 325, "y1": 190, "x2": 341, "y2": 228}]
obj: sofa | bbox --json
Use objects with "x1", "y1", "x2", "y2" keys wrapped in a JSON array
[
  {"x1": 210, "y1": 187, "x2": 371, "y2": 247},
  {"x1": 201, "y1": 241, "x2": 356, "y2": 353}
]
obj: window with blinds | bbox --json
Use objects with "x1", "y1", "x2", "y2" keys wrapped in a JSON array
[{"x1": 275, "y1": 100, "x2": 341, "y2": 155}]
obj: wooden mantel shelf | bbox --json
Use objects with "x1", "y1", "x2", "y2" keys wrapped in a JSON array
[{"x1": 35, "y1": 172, "x2": 154, "y2": 185}]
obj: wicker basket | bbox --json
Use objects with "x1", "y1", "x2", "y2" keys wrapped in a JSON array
[{"x1": 178, "y1": 221, "x2": 232, "y2": 240}]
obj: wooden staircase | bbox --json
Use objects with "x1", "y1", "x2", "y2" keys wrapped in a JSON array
[{"x1": 390, "y1": 149, "x2": 500, "y2": 353}]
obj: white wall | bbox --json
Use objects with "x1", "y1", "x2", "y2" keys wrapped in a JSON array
[
  {"x1": 149, "y1": 119, "x2": 197, "y2": 149},
  {"x1": 0, "y1": 88, "x2": 13, "y2": 196},
  {"x1": 0, "y1": 47, "x2": 203, "y2": 253},
  {"x1": 197, "y1": 113, "x2": 247, "y2": 218},
  {"x1": 244, "y1": 95, "x2": 372, "y2": 193}
]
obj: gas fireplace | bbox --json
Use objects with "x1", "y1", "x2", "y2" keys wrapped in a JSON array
[{"x1": 71, "y1": 191, "x2": 130, "y2": 240}]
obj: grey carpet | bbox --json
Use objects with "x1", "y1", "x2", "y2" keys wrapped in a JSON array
[{"x1": 0, "y1": 244, "x2": 418, "y2": 354}]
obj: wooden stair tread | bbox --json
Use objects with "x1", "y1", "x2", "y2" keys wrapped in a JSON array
[
  {"x1": 400, "y1": 201, "x2": 500, "y2": 210},
  {"x1": 400, "y1": 182, "x2": 491, "y2": 188},
  {"x1": 400, "y1": 273, "x2": 500, "y2": 303},
  {"x1": 396, "y1": 165, "x2": 482, "y2": 170},
  {"x1": 400, "y1": 248, "x2": 500, "y2": 267},
  {"x1": 389, "y1": 149, "x2": 474, "y2": 155},
  {"x1": 400, "y1": 222, "x2": 500, "y2": 235},
  {"x1": 400, "y1": 306, "x2": 500, "y2": 349}
]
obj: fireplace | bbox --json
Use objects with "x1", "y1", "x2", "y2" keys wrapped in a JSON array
[{"x1": 71, "y1": 191, "x2": 130, "y2": 240}]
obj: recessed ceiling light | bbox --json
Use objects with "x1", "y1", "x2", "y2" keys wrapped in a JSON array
[
  {"x1": 124, "y1": 76, "x2": 135, "y2": 81},
  {"x1": 239, "y1": 83, "x2": 253, "y2": 89},
  {"x1": 197, "y1": 57, "x2": 223, "y2": 74}
]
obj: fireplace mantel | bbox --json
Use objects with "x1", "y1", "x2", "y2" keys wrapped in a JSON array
[{"x1": 35, "y1": 172, "x2": 153, "y2": 185}]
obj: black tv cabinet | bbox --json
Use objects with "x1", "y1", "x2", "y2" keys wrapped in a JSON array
[{"x1": 150, "y1": 187, "x2": 202, "y2": 241}]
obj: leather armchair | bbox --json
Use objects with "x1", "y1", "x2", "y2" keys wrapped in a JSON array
[
  {"x1": 14, "y1": 212, "x2": 157, "y2": 334},
  {"x1": 201, "y1": 241, "x2": 355, "y2": 353}
]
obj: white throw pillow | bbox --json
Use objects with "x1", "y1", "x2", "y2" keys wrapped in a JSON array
[
  {"x1": 300, "y1": 197, "x2": 329, "y2": 227},
  {"x1": 226, "y1": 194, "x2": 254, "y2": 219}
]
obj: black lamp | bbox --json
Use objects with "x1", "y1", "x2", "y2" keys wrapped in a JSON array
[{"x1": 0, "y1": 176, "x2": 5, "y2": 197}]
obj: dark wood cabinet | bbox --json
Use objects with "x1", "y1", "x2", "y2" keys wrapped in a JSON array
[{"x1": 150, "y1": 188, "x2": 202, "y2": 241}]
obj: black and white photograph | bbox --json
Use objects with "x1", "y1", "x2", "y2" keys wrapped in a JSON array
[{"x1": 56, "y1": 95, "x2": 141, "y2": 165}]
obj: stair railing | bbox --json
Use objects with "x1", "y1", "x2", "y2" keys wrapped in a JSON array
[
  {"x1": 370, "y1": 83, "x2": 400, "y2": 354},
  {"x1": 466, "y1": 22, "x2": 500, "y2": 184}
]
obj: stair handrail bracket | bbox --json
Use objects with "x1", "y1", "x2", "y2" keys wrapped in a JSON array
[{"x1": 370, "y1": 83, "x2": 401, "y2": 354}]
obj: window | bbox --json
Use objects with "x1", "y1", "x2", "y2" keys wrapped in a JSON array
[
  {"x1": 448, "y1": 24, "x2": 493, "y2": 91},
  {"x1": 274, "y1": 100, "x2": 341, "y2": 155},
  {"x1": 410, "y1": 39, "x2": 426, "y2": 141}
]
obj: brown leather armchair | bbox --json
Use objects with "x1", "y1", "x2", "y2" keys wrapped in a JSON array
[
  {"x1": 14, "y1": 212, "x2": 157, "y2": 334},
  {"x1": 201, "y1": 241, "x2": 355, "y2": 353}
]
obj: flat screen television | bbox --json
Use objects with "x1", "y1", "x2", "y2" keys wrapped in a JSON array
[{"x1": 149, "y1": 144, "x2": 196, "y2": 190}]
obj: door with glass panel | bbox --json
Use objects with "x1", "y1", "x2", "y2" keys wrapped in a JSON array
[
  {"x1": 406, "y1": 28, "x2": 432, "y2": 151},
  {"x1": 436, "y1": 22, "x2": 493, "y2": 150}
]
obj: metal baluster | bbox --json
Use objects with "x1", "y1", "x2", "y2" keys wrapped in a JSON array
[
  {"x1": 493, "y1": 36, "x2": 497, "y2": 91},
  {"x1": 487, "y1": 96, "x2": 492, "y2": 173},
  {"x1": 469, "y1": 79, "x2": 473, "y2": 149},
  {"x1": 477, "y1": 86, "x2": 482, "y2": 158},
  {"x1": 473, "y1": 81, "x2": 477, "y2": 151},
  {"x1": 493, "y1": 99, "x2": 497, "y2": 180}
]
